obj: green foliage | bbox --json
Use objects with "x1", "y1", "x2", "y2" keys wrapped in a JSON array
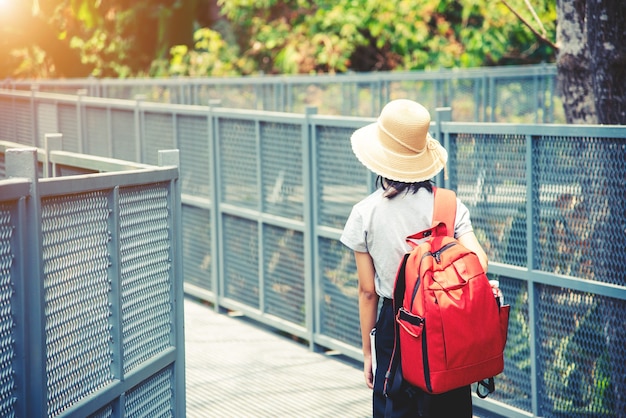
[
  {"x1": 0, "y1": 0, "x2": 556, "y2": 78},
  {"x1": 0, "y1": 0, "x2": 188, "y2": 78},
  {"x1": 163, "y1": 28, "x2": 244, "y2": 76},
  {"x1": 209, "y1": 0, "x2": 556, "y2": 75}
]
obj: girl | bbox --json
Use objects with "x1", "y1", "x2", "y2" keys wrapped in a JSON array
[{"x1": 340, "y1": 99, "x2": 490, "y2": 417}]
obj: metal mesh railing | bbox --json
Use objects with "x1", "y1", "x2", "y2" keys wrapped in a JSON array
[
  {"x1": 119, "y1": 184, "x2": 173, "y2": 374},
  {"x1": 42, "y1": 191, "x2": 114, "y2": 416},
  {"x1": 7, "y1": 64, "x2": 560, "y2": 122},
  {"x1": 0, "y1": 202, "x2": 18, "y2": 417},
  {"x1": 263, "y1": 225, "x2": 306, "y2": 325},
  {"x1": 0, "y1": 142, "x2": 184, "y2": 417},
  {"x1": 444, "y1": 125, "x2": 626, "y2": 416},
  {"x1": 0, "y1": 88, "x2": 624, "y2": 417}
]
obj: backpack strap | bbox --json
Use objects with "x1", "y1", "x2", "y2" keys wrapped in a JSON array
[
  {"x1": 433, "y1": 187, "x2": 499, "y2": 400},
  {"x1": 432, "y1": 187, "x2": 456, "y2": 238},
  {"x1": 405, "y1": 187, "x2": 457, "y2": 244}
]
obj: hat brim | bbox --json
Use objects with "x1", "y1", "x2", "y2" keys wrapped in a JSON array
[{"x1": 350, "y1": 122, "x2": 448, "y2": 183}]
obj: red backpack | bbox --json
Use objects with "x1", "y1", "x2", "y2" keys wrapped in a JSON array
[{"x1": 385, "y1": 187, "x2": 510, "y2": 397}]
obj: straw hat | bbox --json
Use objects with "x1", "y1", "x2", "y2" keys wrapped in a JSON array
[{"x1": 350, "y1": 99, "x2": 447, "y2": 183}]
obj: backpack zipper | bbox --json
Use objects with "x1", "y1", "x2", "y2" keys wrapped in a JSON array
[
  {"x1": 409, "y1": 251, "x2": 432, "y2": 307},
  {"x1": 422, "y1": 241, "x2": 456, "y2": 392},
  {"x1": 432, "y1": 242, "x2": 456, "y2": 263},
  {"x1": 423, "y1": 324, "x2": 432, "y2": 392}
]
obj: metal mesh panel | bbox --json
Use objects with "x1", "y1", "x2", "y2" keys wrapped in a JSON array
[
  {"x1": 222, "y1": 214, "x2": 259, "y2": 308},
  {"x1": 103, "y1": 85, "x2": 135, "y2": 101},
  {"x1": 318, "y1": 237, "x2": 360, "y2": 347},
  {"x1": 494, "y1": 77, "x2": 542, "y2": 123},
  {"x1": 316, "y1": 125, "x2": 369, "y2": 229},
  {"x1": 449, "y1": 78, "x2": 483, "y2": 122},
  {"x1": 142, "y1": 112, "x2": 174, "y2": 165},
  {"x1": 257, "y1": 83, "x2": 282, "y2": 112},
  {"x1": 196, "y1": 85, "x2": 258, "y2": 110},
  {"x1": 119, "y1": 184, "x2": 173, "y2": 373},
  {"x1": 536, "y1": 284, "x2": 625, "y2": 417},
  {"x1": 0, "y1": 98, "x2": 15, "y2": 141},
  {"x1": 124, "y1": 366, "x2": 174, "y2": 418},
  {"x1": 58, "y1": 103, "x2": 80, "y2": 152},
  {"x1": 260, "y1": 121, "x2": 303, "y2": 219},
  {"x1": 288, "y1": 84, "x2": 322, "y2": 114},
  {"x1": 534, "y1": 136, "x2": 626, "y2": 286},
  {"x1": 37, "y1": 102, "x2": 58, "y2": 147},
  {"x1": 182, "y1": 205, "x2": 212, "y2": 291},
  {"x1": 85, "y1": 106, "x2": 109, "y2": 157},
  {"x1": 386, "y1": 80, "x2": 438, "y2": 111},
  {"x1": 0, "y1": 203, "x2": 17, "y2": 417},
  {"x1": 41, "y1": 191, "x2": 114, "y2": 417},
  {"x1": 111, "y1": 109, "x2": 137, "y2": 160},
  {"x1": 14, "y1": 99, "x2": 34, "y2": 145},
  {"x1": 345, "y1": 82, "x2": 377, "y2": 117},
  {"x1": 177, "y1": 114, "x2": 210, "y2": 198},
  {"x1": 54, "y1": 165, "x2": 97, "y2": 177},
  {"x1": 451, "y1": 133, "x2": 528, "y2": 267},
  {"x1": 288, "y1": 83, "x2": 374, "y2": 116},
  {"x1": 484, "y1": 275, "x2": 532, "y2": 412},
  {"x1": 263, "y1": 224, "x2": 305, "y2": 324},
  {"x1": 218, "y1": 118, "x2": 258, "y2": 209},
  {"x1": 87, "y1": 404, "x2": 113, "y2": 418}
]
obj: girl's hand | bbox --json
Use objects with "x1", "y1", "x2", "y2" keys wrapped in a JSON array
[
  {"x1": 489, "y1": 280, "x2": 504, "y2": 305},
  {"x1": 363, "y1": 354, "x2": 374, "y2": 389}
]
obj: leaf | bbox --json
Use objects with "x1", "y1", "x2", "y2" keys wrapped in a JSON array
[{"x1": 73, "y1": 0, "x2": 100, "y2": 29}]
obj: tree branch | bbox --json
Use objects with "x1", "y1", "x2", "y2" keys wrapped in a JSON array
[
  {"x1": 501, "y1": 0, "x2": 558, "y2": 51},
  {"x1": 523, "y1": 0, "x2": 547, "y2": 36}
]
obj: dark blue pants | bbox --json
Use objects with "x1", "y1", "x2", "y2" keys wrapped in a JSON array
[{"x1": 372, "y1": 299, "x2": 473, "y2": 418}]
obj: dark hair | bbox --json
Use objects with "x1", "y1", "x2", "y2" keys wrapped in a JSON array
[{"x1": 377, "y1": 176, "x2": 433, "y2": 198}]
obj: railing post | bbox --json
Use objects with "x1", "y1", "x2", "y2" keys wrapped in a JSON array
[
  {"x1": 434, "y1": 107, "x2": 452, "y2": 188},
  {"x1": 44, "y1": 133, "x2": 63, "y2": 178},
  {"x1": 30, "y1": 85, "x2": 39, "y2": 147},
  {"x1": 208, "y1": 99, "x2": 222, "y2": 311},
  {"x1": 134, "y1": 94, "x2": 146, "y2": 163},
  {"x1": 304, "y1": 106, "x2": 317, "y2": 351},
  {"x1": 158, "y1": 149, "x2": 186, "y2": 417},
  {"x1": 546, "y1": 63, "x2": 556, "y2": 124},
  {"x1": 481, "y1": 74, "x2": 488, "y2": 122},
  {"x1": 488, "y1": 75, "x2": 496, "y2": 122},
  {"x1": 526, "y1": 133, "x2": 540, "y2": 416},
  {"x1": 6, "y1": 147, "x2": 46, "y2": 418},
  {"x1": 76, "y1": 88, "x2": 87, "y2": 153}
]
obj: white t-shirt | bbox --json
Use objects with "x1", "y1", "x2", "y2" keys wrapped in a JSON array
[{"x1": 340, "y1": 187, "x2": 474, "y2": 299}]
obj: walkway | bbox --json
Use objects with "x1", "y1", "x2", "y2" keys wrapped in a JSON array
[{"x1": 184, "y1": 297, "x2": 372, "y2": 417}]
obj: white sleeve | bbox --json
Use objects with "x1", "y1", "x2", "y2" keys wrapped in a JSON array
[
  {"x1": 340, "y1": 206, "x2": 368, "y2": 253},
  {"x1": 454, "y1": 198, "x2": 474, "y2": 238}
]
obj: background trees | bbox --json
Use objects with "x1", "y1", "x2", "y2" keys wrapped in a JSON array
[
  {"x1": 0, "y1": 0, "x2": 204, "y2": 77},
  {"x1": 180, "y1": 0, "x2": 557, "y2": 74},
  {"x1": 0, "y1": 0, "x2": 556, "y2": 78},
  {"x1": 1, "y1": 0, "x2": 623, "y2": 126}
]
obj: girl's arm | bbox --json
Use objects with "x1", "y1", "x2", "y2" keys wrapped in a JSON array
[
  {"x1": 355, "y1": 251, "x2": 379, "y2": 389},
  {"x1": 457, "y1": 231, "x2": 488, "y2": 272}
]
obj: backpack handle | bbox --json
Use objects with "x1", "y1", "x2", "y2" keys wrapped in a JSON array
[
  {"x1": 406, "y1": 187, "x2": 457, "y2": 246},
  {"x1": 406, "y1": 222, "x2": 448, "y2": 244}
]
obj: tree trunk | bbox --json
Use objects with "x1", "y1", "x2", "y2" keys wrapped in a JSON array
[
  {"x1": 555, "y1": 2, "x2": 626, "y2": 416},
  {"x1": 167, "y1": 0, "x2": 198, "y2": 50},
  {"x1": 587, "y1": 0, "x2": 626, "y2": 125},
  {"x1": 555, "y1": 0, "x2": 597, "y2": 124},
  {"x1": 587, "y1": 2, "x2": 626, "y2": 415}
]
